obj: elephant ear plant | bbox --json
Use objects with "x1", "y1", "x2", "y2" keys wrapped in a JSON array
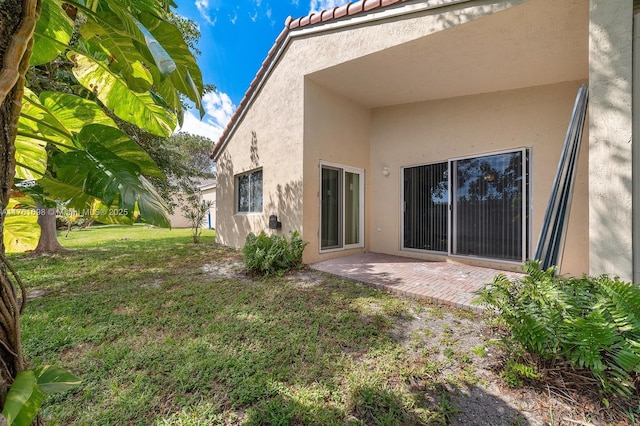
[
  {"x1": 0, "y1": 0, "x2": 205, "y2": 419},
  {"x1": 475, "y1": 261, "x2": 640, "y2": 399},
  {"x1": 1, "y1": 365, "x2": 80, "y2": 426}
]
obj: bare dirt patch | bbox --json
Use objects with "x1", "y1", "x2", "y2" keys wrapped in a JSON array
[
  {"x1": 27, "y1": 289, "x2": 46, "y2": 300},
  {"x1": 284, "y1": 268, "x2": 635, "y2": 426},
  {"x1": 201, "y1": 260, "x2": 248, "y2": 281}
]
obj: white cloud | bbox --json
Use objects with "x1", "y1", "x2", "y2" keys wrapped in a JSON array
[
  {"x1": 249, "y1": 10, "x2": 258, "y2": 22},
  {"x1": 178, "y1": 111, "x2": 224, "y2": 140},
  {"x1": 195, "y1": 0, "x2": 208, "y2": 10},
  {"x1": 195, "y1": 0, "x2": 216, "y2": 25},
  {"x1": 176, "y1": 91, "x2": 237, "y2": 142},
  {"x1": 291, "y1": 0, "x2": 299, "y2": 5},
  {"x1": 203, "y1": 91, "x2": 236, "y2": 126},
  {"x1": 309, "y1": 0, "x2": 350, "y2": 13},
  {"x1": 229, "y1": 10, "x2": 238, "y2": 24}
]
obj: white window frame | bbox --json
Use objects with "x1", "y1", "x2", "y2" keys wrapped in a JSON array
[
  {"x1": 319, "y1": 161, "x2": 365, "y2": 253},
  {"x1": 235, "y1": 168, "x2": 263, "y2": 214}
]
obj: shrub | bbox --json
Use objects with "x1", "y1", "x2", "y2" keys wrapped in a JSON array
[
  {"x1": 181, "y1": 194, "x2": 213, "y2": 243},
  {"x1": 475, "y1": 261, "x2": 640, "y2": 397},
  {"x1": 242, "y1": 231, "x2": 307, "y2": 276}
]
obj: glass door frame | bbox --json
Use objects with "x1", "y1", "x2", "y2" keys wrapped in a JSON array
[
  {"x1": 449, "y1": 147, "x2": 530, "y2": 264},
  {"x1": 319, "y1": 161, "x2": 365, "y2": 253},
  {"x1": 401, "y1": 148, "x2": 530, "y2": 264},
  {"x1": 400, "y1": 161, "x2": 450, "y2": 254}
]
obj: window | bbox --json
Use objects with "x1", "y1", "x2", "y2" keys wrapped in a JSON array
[
  {"x1": 320, "y1": 163, "x2": 364, "y2": 251},
  {"x1": 236, "y1": 169, "x2": 262, "y2": 213},
  {"x1": 402, "y1": 149, "x2": 529, "y2": 263}
]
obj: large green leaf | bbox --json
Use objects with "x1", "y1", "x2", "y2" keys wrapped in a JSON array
[
  {"x1": 14, "y1": 137, "x2": 47, "y2": 181},
  {"x1": 76, "y1": 8, "x2": 186, "y2": 113},
  {"x1": 70, "y1": 52, "x2": 176, "y2": 136},
  {"x1": 80, "y1": 11, "x2": 154, "y2": 93},
  {"x1": 88, "y1": 199, "x2": 135, "y2": 225},
  {"x1": 74, "y1": 0, "x2": 146, "y2": 41},
  {"x1": 75, "y1": 125, "x2": 163, "y2": 177},
  {"x1": 40, "y1": 92, "x2": 117, "y2": 132},
  {"x1": 52, "y1": 148, "x2": 137, "y2": 206},
  {"x1": 74, "y1": 0, "x2": 174, "y2": 88},
  {"x1": 15, "y1": 89, "x2": 120, "y2": 180},
  {"x1": 125, "y1": 176, "x2": 170, "y2": 228},
  {"x1": 97, "y1": 0, "x2": 171, "y2": 25},
  {"x1": 33, "y1": 365, "x2": 81, "y2": 394},
  {"x1": 135, "y1": 20, "x2": 176, "y2": 78},
  {"x1": 154, "y1": 75, "x2": 182, "y2": 116},
  {"x1": 3, "y1": 210, "x2": 40, "y2": 253},
  {"x1": 31, "y1": 0, "x2": 73, "y2": 66},
  {"x1": 129, "y1": 0, "x2": 174, "y2": 15},
  {"x1": 46, "y1": 130, "x2": 169, "y2": 226},
  {"x1": 3, "y1": 209, "x2": 40, "y2": 253},
  {"x1": 38, "y1": 172, "x2": 97, "y2": 212},
  {"x1": 140, "y1": 12, "x2": 204, "y2": 116},
  {"x1": 1, "y1": 370, "x2": 44, "y2": 426},
  {"x1": 19, "y1": 88, "x2": 73, "y2": 149}
]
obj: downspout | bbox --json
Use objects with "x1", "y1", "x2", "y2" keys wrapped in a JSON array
[{"x1": 634, "y1": 2, "x2": 640, "y2": 284}]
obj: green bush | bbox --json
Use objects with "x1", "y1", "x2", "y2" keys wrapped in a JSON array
[
  {"x1": 242, "y1": 231, "x2": 307, "y2": 276},
  {"x1": 475, "y1": 261, "x2": 640, "y2": 397}
]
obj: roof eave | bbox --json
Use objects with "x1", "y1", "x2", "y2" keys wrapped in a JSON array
[{"x1": 210, "y1": 0, "x2": 478, "y2": 162}]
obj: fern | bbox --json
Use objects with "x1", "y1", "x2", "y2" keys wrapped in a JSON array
[
  {"x1": 595, "y1": 277, "x2": 640, "y2": 334},
  {"x1": 475, "y1": 261, "x2": 640, "y2": 399},
  {"x1": 242, "y1": 231, "x2": 308, "y2": 276}
]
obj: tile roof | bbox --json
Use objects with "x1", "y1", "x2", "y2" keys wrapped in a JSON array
[
  {"x1": 287, "y1": 0, "x2": 409, "y2": 30},
  {"x1": 210, "y1": 0, "x2": 411, "y2": 160}
]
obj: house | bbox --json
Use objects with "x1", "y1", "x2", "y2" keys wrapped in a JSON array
[
  {"x1": 168, "y1": 179, "x2": 217, "y2": 229},
  {"x1": 211, "y1": 0, "x2": 637, "y2": 282},
  {"x1": 200, "y1": 182, "x2": 217, "y2": 230}
]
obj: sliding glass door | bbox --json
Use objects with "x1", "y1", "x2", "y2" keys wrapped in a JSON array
[
  {"x1": 402, "y1": 149, "x2": 529, "y2": 262},
  {"x1": 452, "y1": 150, "x2": 527, "y2": 262},
  {"x1": 321, "y1": 164, "x2": 364, "y2": 251},
  {"x1": 403, "y1": 163, "x2": 448, "y2": 252},
  {"x1": 321, "y1": 166, "x2": 342, "y2": 249}
]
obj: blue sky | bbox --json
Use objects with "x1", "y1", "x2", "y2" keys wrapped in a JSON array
[{"x1": 173, "y1": 0, "x2": 351, "y2": 141}]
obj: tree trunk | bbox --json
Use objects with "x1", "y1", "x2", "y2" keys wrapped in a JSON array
[
  {"x1": 0, "y1": 0, "x2": 41, "y2": 408},
  {"x1": 33, "y1": 203, "x2": 67, "y2": 254}
]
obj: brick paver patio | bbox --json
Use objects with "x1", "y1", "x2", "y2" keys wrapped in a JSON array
[{"x1": 310, "y1": 253, "x2": 525, "y2": 312}]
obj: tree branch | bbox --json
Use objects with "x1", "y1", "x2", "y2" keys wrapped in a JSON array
[{"x1": 0, "y1": 0, "x2": 38, "y2": 105}]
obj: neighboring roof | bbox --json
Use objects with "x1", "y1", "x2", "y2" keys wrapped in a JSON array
[
  {"x1": 197, "y1": 177, "x2": 216, "y2": 190},
  {"x1": 200, "y1": 183, "x2": 216, "y2": 191},
  {"x1": 210, "y1": 0, "x2": 417, "y2": 160}
]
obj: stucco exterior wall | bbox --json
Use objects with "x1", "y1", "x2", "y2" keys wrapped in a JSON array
[
  {"x1": 214, "y1": 0, "x2": 592, "y2": 275},
  {"x1": 368, "y1": 81, "x2": 589, "y2": 276},
  {"x1": 588, "y1": 0, "x2": 634, "y2": 281},
  {"x1": 302, "y1": 79, "x2": 371, "y2": 264},
  {"x1": 168, "y1": 193, "x2": 191, "y2": 228},
  {"x1": 215, "y1": 0, "x2": 525, "y2": 252},
  {"x1": 214, "y1": 59, "x2": 305, "y2": 249}
]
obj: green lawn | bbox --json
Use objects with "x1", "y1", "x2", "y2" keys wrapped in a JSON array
[{"x1": 12, "y1": 225, "x2": 483, "y2": 425}]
